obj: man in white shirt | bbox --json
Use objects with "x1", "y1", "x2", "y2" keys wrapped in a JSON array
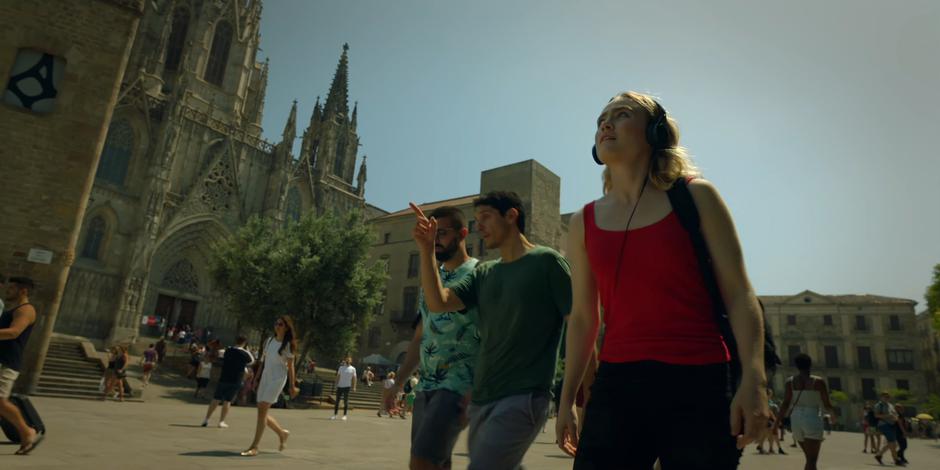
[{"x1": 331, "y1": 356, "x2": 357, "y2": 420}]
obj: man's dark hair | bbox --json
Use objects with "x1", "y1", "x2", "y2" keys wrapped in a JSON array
[
  {"x1": 149, "y1": 343, "x2": 155, "y2": 348},
  {"x1": 473, "y1": 191, "x2": 526, "y2": 234},
  {"x1": 429, "y1": 205, "x2": 465, "y2": 231},
  {"x1": 8, "y1": 276, "x2": 35, "y2": 293},
  {"x1": 235, "y1": 335, "x2": 248, "y2": 346},
  {"x1": 794, "y1": 353, "x2": 812, "y2": 372}
]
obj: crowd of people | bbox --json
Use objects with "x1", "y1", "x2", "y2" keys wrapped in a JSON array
[{"x1": 2, "y1": 91, "x2": 939, "y2": 469}]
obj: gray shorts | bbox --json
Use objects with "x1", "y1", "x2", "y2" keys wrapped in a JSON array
[
  {"x1": 467, "y1": 391, "x2": 550, "y2": 470},
  {"x1": 411, "y1": 389, "x2": 466, "y2": 466},
  {"x1": 0, "y1": 364, "x2": 19, "y2": 399}
]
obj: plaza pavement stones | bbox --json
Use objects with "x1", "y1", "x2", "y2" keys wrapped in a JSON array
[{"x1": 2, "y1": 388, "x2": 938, "y2": 469}]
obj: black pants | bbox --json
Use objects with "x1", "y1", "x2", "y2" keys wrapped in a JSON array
[
  {"x1": 335, "y1": 387, "x2": 351, "y2": 415},
  {"x1": 574, "y1": 361, "x2": 741, "y2": 470},
  {"x1": 896, "y1": 427, "x2": 907, "y2": 461}
]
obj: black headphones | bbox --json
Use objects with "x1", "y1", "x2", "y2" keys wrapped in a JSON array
[{"x1": 592, "y1": 100, "x2": 670, "y2": 165}]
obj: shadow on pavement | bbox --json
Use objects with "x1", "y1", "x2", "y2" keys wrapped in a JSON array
[
  {"x1": 169, "y1": 424, "x2": 207, "y2": 428},
  {"x1": 178, "y1": 450, "x2": 245, "y2": 457}
]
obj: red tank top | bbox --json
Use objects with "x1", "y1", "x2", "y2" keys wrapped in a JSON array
[{"x1": 584, "y1": 201, "x2": 729, "y2": 365}]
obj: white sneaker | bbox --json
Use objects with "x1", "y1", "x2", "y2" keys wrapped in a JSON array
[
  {"x1": 330, "y1": 415, "x2": 337, "y2": 420},
  {"x1": 218, "y1": 421, "x2": 229, "y2": 428},
  {"x1": 341, "y1": 415, "x2": 348, "y2": 421}
]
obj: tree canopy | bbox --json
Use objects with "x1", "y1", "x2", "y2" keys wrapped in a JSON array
[{"x1": 210, "y1": 210, "x2": 386, "y2": 365}]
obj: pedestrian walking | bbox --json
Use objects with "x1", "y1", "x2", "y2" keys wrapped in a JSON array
[
  {"x1": 872, "y1": 392, "x2": 904, "y2": 466},
  {"x1": 194, "y1": 355, "x2": 212, "y2": 399},
  {"x1": 410, "y1": 191, "x2": 570, "y2": 470},
  {"x1": 155, "y1": 338, "x2": 167, "y2": 364},
  {"x1": 556, "y1": 92, "x2": 770, "y2": 469},
  {"x1": 894, "y1": 404, "x2": 909, "y2": 465},
  {"x1": 0, "y1": 276, "x2": 44, "y2": 454},
  {"x1": 240, "y1": 316, "x2": 298, "y2": 457},
  {"x1": 396, "y1": 204, "x2": 481, "y2": 468},
  {"x1": 331, "y1": 356, "x2": 356, "y2": 421},
  {"x1": 202, "y1": 336, "x2": 254, "y2": 428},
  {"x1": 778, "y1": 353, "x2": 836, "y2": 470},
  {"x1": 140, "y1": 344, "x2": 157, "y2": 386},
  {"x1": 379, "y1": 372, "x2": 398, "y2": 417},
  {"x1": 103, "y1": 345, "x2": 128, "y2": 402}
]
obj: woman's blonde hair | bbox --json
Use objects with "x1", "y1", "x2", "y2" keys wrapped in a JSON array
[{"x1": 601, "y1": 91, "x2": 699, "y2": 193}]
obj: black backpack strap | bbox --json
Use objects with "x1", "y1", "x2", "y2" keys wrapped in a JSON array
[{"x1": 666, "y1": 178, "x2": 742, "y2": 385}]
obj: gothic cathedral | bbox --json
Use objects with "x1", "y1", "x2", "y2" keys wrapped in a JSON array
[{"x1": 56, "y1": 0, "x2": 368, "y2": 344}]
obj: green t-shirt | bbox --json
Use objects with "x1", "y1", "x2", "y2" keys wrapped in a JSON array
[
  {"x1": 450, "y1": 245, "x2": 571, "y2": 404},
  {"x1": 416, "y1": 258, "x2": 481, "y2": 395}
]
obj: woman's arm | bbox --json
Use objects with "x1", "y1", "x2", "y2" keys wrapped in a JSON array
[
  {"x1": 689, "y1": 179, "x2": 766, "y2": 385},
  {"x1": 556, "y1": 210, "x2": 600, "y2": 456},
  {"x1": 287, "y1": 350, "x2": 298, "y2": 397},
  {"x1": 689, "y1": 179, "x2": 770, "y2": 446}
]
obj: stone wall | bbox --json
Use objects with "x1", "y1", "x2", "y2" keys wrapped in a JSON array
[{"x1": 0, "y1": 0, "x2": 143, "y2": 391}]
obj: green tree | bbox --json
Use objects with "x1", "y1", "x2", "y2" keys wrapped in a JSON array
[
  {"x1": 926, "y1": 263, "x2": 940, "y2": 331},
  {"x1": 211, "y1": 211, "x2": 386, "y2": 366},
  {"x1": 209, "y1": 217, "x2": 282, "y2": 333},
  {"x1": 920, "y1": 393, "x2": 940, "y2": 418}
]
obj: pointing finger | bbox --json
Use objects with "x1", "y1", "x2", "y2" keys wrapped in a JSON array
[{"x1": 409, "y1": 202, "x2": 427, "y2": 220}]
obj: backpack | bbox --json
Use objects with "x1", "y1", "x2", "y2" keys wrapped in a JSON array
[{"x1": 666, "y1": 178, "x2": 782, "y2": 390}]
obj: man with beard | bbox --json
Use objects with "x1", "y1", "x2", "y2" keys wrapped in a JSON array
[
  {"x1": 397, "y1": 205, "x2": 479, "y2": 470},
  {"x1": 410, "y1": 192, "x2": 571, "y2": 469},
  {"x1": 0, "y1": 277, "x2": 42, "y2": 454}
]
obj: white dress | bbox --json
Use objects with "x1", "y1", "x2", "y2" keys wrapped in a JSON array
[{"x1": 256, "y1": 338, "x2": 293, "y2": 404}]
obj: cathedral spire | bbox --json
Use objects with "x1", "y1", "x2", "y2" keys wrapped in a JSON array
[
  {"x1": 323, "y1": 43, "x2": 350, "y2": 118},
  {"x1": 311, "y1": 95, "x2": 322, "y2": 124},
  {"x1": 351, "y1": 101, "x2": 358, "y2": 127},
  {"x1": 281, "y1": 99, "x2": 297, "y2": 144}
]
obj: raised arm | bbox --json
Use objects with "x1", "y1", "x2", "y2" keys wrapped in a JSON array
[
  {"x1": 410, "y1": 202, "x2": 465, "y2": 312},
  {"x1": 689, "y1": 179, "x2": 770, "y2": 446},
  {"x1": 555, "y1": 210, "x2": 600, "y2": 456}
]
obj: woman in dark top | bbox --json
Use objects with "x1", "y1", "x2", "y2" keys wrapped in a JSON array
[{"x1": 102, "y1": 346, "x2": 127, "y2": 402}]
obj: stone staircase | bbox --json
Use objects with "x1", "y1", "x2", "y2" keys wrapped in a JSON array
[
  {"x1": 33, "y1": 338, "x2": 105, "y2": 400},
  {"x1": 298, "y1": 371, "x2": 385, "y2": 411}
]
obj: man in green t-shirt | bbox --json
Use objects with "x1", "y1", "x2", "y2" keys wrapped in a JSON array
[
  {"x1": 410, "y1": 191, "x2": 571, "y2": 470},
  {"x1": 396, "y1": 205, "x2": 480, "y2": 470}
]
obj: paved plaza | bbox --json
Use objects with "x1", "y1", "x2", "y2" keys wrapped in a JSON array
[{"x1": 3, "y1": 389, "x2": 939, "y2": 469}]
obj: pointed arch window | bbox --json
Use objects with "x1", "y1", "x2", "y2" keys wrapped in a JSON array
[
  {"x1": 285, "y1": 186, "x2": 302, "y2": 223},
  {"x1": 80, "y1": 216, "x2": 106, "y2": 260},
  {"x1": 333, "y1": 131, "x2": 348, "y2": 176},
  {"x1": 96, "y1": 119, "x2": 134, "y2": 186},
  {"x1": 164, "y1": 8, "x2": 190, "y2": 72},
  {"x1": 204, "y1": 21, "x2": 233, "y2": 86}
]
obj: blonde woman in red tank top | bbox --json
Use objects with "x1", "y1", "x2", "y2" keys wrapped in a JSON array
[{"x1": 556, "y1": 92, "x2": 771, "y2": 469}]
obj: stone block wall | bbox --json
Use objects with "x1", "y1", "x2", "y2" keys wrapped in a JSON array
[{"x1": 0, "y1": 0, "x2": 142, "y2": 391}]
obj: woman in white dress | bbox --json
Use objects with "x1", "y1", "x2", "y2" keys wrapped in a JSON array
[{"x1": 241, "y1": 315, "x2": 299, "y2": 456}]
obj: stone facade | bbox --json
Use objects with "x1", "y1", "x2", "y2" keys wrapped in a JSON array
[
  {"x1": 358, "y1": 159, "x2": 569, "y2": 363},
  {"x1": 915, "y1": 310, "x2": 940, "y2": 395},
  {"x1": 0, "y1": 0, "x2": 143, "y2": 391},
  {"x1": 53, "y1": 1, "x2": 368, "y2": 345},
  {"x1": 762, "y1": 290, "x2": 930, "y2": 429}
]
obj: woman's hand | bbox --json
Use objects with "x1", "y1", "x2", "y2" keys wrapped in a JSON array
[
  {"x1": 555, "y1": 401, "x2": 579, "y2": 457},
  {"x1": 730, "y1": 378, "x2": 771, "y2": 449},
  {"x1": 289, "y1": 386, "x2": 299, "y2": 399}
]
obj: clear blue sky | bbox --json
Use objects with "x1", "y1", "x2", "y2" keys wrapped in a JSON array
[{"x1": 258, "y1": 0, "x2": 940, "y2": 306}]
